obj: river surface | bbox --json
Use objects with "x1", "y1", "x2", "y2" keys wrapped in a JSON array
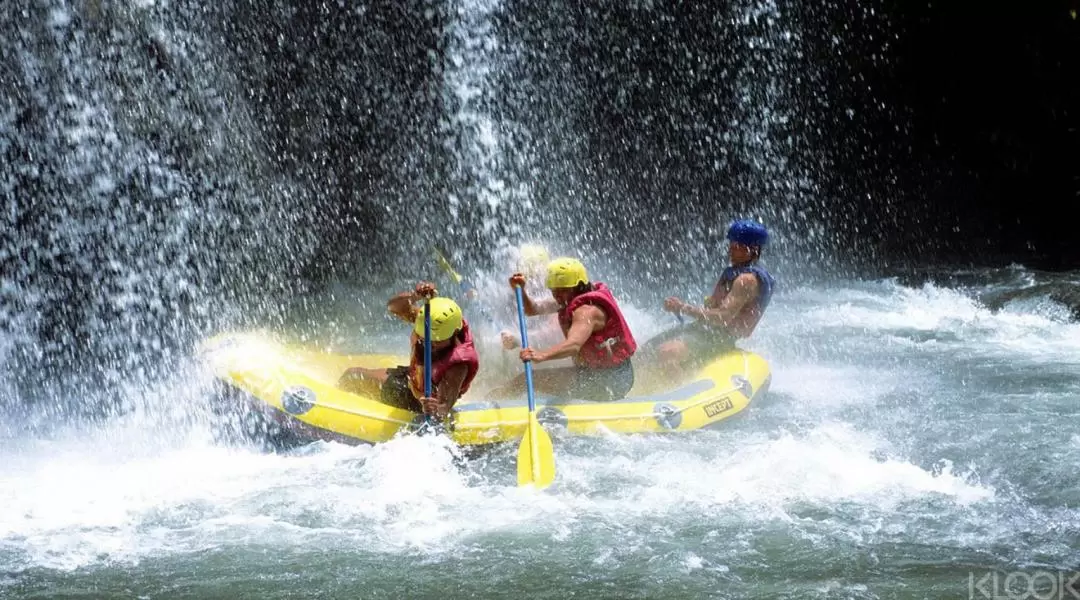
[{"x1": 3, "y1": 265, "x2": 1079, "y2": 599}]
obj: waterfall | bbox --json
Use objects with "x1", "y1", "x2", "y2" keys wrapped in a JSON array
[{"x1": 0, "y1": 1, "x2": 319, "y2": 419}]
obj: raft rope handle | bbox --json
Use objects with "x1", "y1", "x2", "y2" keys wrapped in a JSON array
[
  {"x1": 453, "y1": 387, "x2": 749, "y2": 429},
  {"x1": 454, "y1": 350, "x2": 756, "y2": 429},
  {"x1": 283, "y1": 399, "x2": 417, "y2": 427}
]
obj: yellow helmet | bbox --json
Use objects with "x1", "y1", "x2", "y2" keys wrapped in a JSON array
[
  {"x1": 545, "y1": 257, "x2": 589, "y2": 290},
  {"x1": 413, "y1": 297, "x2": 464, "y2": 342},
  {"x1": 517, "y1": 243, "x2": 550, "y2": 277}
]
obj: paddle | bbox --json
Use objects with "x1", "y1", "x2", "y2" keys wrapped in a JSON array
[
  {"x1": 513, "y1": 284, "x2": 555, "y2": 489},
  {"x1": 418, "y1": 295, "x2": 440, "y2": 435},
  {"x1": 432, "y1": 246, "x2": 475, "y2": 297},
  {"x1": 432, "y1": 246, "x2": 499, "y2": 327}
]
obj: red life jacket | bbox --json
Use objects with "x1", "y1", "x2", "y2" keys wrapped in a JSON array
[
  {"x1": 408, "y1": 320, "x2": 480, "y2": 399},
  {"x1": 710, "y1": 264, "x2": 775, "y2": 338},
  {"x1": 557, "y1": 282, "x2": 637, "y2": 368}
]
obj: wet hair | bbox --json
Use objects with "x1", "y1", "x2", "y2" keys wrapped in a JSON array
[{"x1": 574, "y1": 282, "x2": 593, "y2": 295}]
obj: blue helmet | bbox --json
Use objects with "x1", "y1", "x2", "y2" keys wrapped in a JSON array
[{"x1": 726, "y1": 219, "x2": 769, "y2": 247}]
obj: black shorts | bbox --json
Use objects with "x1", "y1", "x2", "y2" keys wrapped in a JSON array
[
  {"x1": 639, "y1": 322, "x2": 736, "y2": 369},
  {"x1": 381, "y1": 366, "x2": 422, "y2": 412},
  {"x1": 566, "y1": 360, "x2": 635, "y2": 402}
]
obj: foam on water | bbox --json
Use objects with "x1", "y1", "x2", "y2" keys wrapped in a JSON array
[
  {"x1": 768, "y1": 278, "x2": 1080, "y2": 364},
  {"x1": 1, "y1": 268, "x2": 1076, "y2": 579},
  {"x1": 0, "y1": 412, "x2": 992, "y2": 573}
]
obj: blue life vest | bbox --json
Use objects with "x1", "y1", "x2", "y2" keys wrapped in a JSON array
[{"x1": 719, "y1": 264, "x2": 775, "y2": 311}]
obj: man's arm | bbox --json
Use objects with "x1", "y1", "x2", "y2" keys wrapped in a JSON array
[
  {"x1": 500, "y1": 315, "x2": 564, "y2": 350},
  {"x1": 387, "y1": 282, "x2": 437, "y2": 324},
  {"x1": 429, "y1": 363, "x2": 469, "y2": 417},
  {"x1": 704, "y1": 286, "x2": 725, "y2": 309},
  {"x1": 524, "y1": 295, "x2": 560, "y2": 316},
  {"x1": 511, "y1": 274, "x2": 559, "y2": 316},
  {"x1": 530, "y1": 304, "x2": 604, "y2": 362},
  {"x1": 684, "y1": 274, "x2": 759, "y2": 328},
  {"x1": 386, "y1": 292, "x2": 419, "y2": 324}
]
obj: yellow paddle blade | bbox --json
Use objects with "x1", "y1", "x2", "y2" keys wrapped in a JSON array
[
  {"x1": 516, "y1": 412, "x2": 555, "y2": 489},
  {"x1": 432, "y1": 248, "x2": 464, "y2": 285}
]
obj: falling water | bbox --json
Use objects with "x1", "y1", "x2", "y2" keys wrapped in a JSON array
[{"x1": 3, "y1": 1, "x2": 1078, "y2": 599}]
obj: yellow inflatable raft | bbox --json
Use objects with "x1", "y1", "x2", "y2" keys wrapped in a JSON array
[{"x1": 199, "y1": 331, "x2": 771, "y2": 446}]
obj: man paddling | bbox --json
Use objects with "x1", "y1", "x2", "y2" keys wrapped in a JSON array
[
  {"x1": 645, "y1": 219, "x2": 775, "y2": 374},
  {"x1": 487, "y1": 258, "x2": 638, "y2": 401},
  {"x1": 338, "y1": 282, "x2": 479, "y2": 420}
]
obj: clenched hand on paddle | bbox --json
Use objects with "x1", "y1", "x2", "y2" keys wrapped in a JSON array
[{"x1": 418, "y1": 284, "x2": 443, "y2": 435}]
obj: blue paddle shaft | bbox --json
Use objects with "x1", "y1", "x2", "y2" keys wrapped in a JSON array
[
  {"x1": 423, "y1": 300, "x2": 433, "y2": 398},
  {"x1": 514, "y1": 286, "x2": 537, "y2": 413}
]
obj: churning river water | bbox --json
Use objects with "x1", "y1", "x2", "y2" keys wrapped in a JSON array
[{"x1": 3, "y1": 265, "x2": 1079, "y2": 599}]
